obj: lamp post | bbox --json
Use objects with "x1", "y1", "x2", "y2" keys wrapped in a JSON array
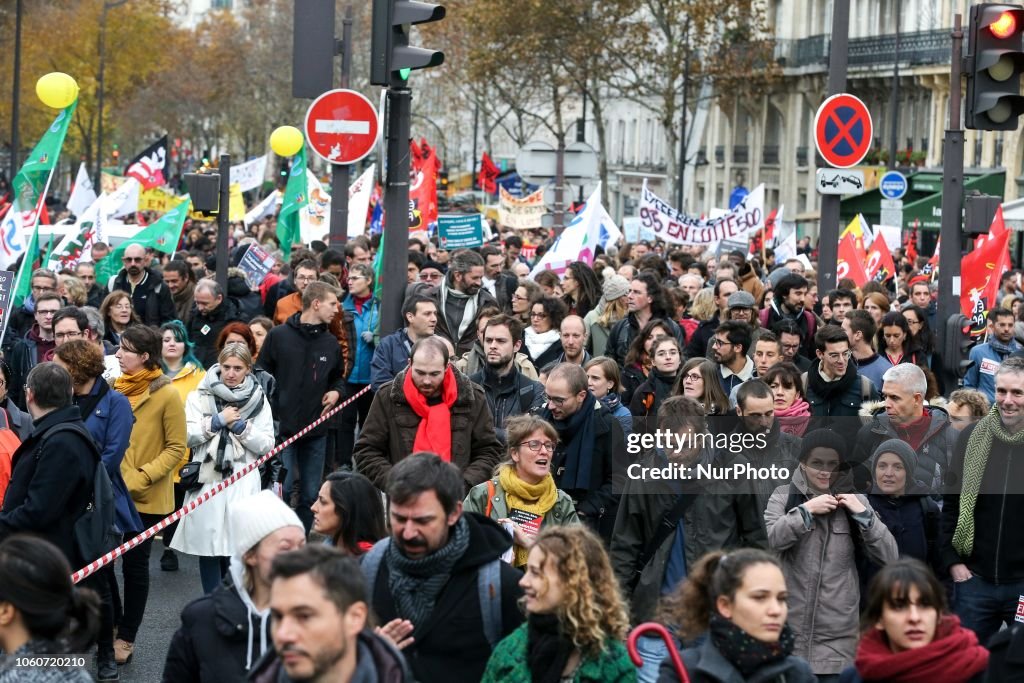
[{"x1": 94, "y1": 0, "x2": 129, "y2": 186}]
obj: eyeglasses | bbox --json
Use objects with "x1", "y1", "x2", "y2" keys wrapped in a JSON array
[
  {"x1": 54, "y1": 331, "x2": 83, "y2": 341},
  {"x1": 294, "y1": 275, "x2": 314, "y2": 283},
  {"x1": 512, "y1": 294, "x2": 528, "y2": 301},
  {"x1": 824, "y1": 350, "x2": 853, "y2": 362},
  {"x1": 31, "y1": 285, "x2": 55, "y2": 293},
  {"x1": 544, "y1": 394, "x2": 571, "y2": 406},
  {"x1": 530, "y1": 312, "x2": 548, "y2": 319},
  {"x1": 906, "y1": 319, "x2": 922, "y2": 327},
  {"x1": 112, "y1": 303, "x2": 133, "y2": 311},
  {"x1": 122, "y1": 256, "x2": 146, "y2": 263},
  {"x1": 710, "y1": 338, "x2": 732, "y2": 347},
  {"x1": 518, "y1": 440, "x2": 556, "y2": 453},
  {"x1": 36, "y1": 309, "x2": 59, "y2": 316},
  {"x1": 683, "y1": 372, "x2": 703, "y2": 382},
  {"x1": 348, "y1": 276, "x2": 367, "y2": 282}
]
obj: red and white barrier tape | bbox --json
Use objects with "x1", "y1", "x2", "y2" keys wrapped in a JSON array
[{"x1": 71, "y1": 385, "x2": 372, "y2": 583}]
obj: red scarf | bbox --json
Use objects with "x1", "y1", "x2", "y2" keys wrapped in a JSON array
[
  {"x1": 893, "y1": 411, "x2": 932, "y2": 450},
  {"x1": 854, "y1": 615, "x2": 988, "y2": 683},
  {"x1": 403, "y1": 366, "x2": 458, "y2": 461}
]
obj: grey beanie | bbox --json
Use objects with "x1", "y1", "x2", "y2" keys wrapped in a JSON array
[
  {"x1": 870, "y1": 438, "x2": 919, "y2": 477},
  {"x1": 602, "y1": 274, "x2": 630, "y2": 301},
  {"x1": 768, "y1": 267, "x2": 793, "y2": 289},
  {"x1": 727, "y1": 290, "x2": 756, "y2": 310}
]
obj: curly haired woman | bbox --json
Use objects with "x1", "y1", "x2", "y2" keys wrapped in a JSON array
[{"x1": 481, "y1": 525, "x2": 635, "y2": 683}]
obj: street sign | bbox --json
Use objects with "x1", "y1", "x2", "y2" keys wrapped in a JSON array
[
  {"x1": 880, "y1": 198, "x2": 904, "y2": 228},
  {"x1": 815, "y1": 168, "x2": 866, "y2": 195},
  {"x1": 304, "y1": 89, "x2": 380, "y2": 165},
  {"x1": 879, "y1": 170, "x2": 909, "y2": 200},
  {"x1": 515, "y1": 141, "x2": 599, "y2": 186},
  {"x1": 814, "y1": 93, "x2": 873, "y2": 169}
]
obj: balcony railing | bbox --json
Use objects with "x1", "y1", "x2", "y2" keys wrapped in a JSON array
[{"x1": 776, "y1": 29, "x2": 950, "y2": 69}]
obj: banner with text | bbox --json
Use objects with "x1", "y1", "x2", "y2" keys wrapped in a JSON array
[
  {"x1": 237, "y1": 242, "x2": 277, "y2": 288},
  {"x1": 230, "y1": 155, "x2": 268, "y2": 193},
  {"x1": 437, "y1": 214, "x2": 485, "y2": 249},
  {"x1": 639, "y1": 181, "x2": 765, "y2": 246},
  {"x1": 498, "y1": 187, "x2": 545, "y2": 230}
]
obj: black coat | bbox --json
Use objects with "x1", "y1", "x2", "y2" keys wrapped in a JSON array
[
  {"x1": 984, "y1": 624, "x2": 1023, "y2": 682},
  {"x1": 163, "y1": 570, "x2": 271, "y2": 683},
  {"x1": 257, "y1": 313, "x2": 345, "y2": 439},
  {"x1": 607, "y1": 313, "x2": 686, "y2": 367},
  {"x1": 227, "y1": 274, "x2": 262, "y2": 322},
  {"x1": 188, "y1": 297, "x2": 244, "y2": 369},
  {"x1": 0, "y1": 406, "x2": 97, "y2": 566},
  {"x1": 368, "y1": 513, "x2": 524, "y2": 683},
  {"x1": 469, "y1": 365, "x2": 544, "y2": 445},
  {"x1": 112, "y1": 267, "x2": 178, "y2": 326}
]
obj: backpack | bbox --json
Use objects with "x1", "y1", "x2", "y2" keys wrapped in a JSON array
[
  {"x1": 34, "y1": 422, "x2": 119, "y2": 561},
  {"x1": 361, "y1": 537, "x2": 504, "y2": 648}
]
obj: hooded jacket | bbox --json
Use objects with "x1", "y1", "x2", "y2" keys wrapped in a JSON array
[
  {"x1": 851, "y1": 407, "x2": 956, "y2": 493},
  {"x1": 353, "y1": 367, "x2": 503, "y2": 491},
  {"x1": 661, "y1": 637, "x2": 817, "y2": 683},
  {"x1": 426, "y1": 279, "x2": 498, "y2": 355},
  {"x1": 366, "y1": 512, "x2": 524, "y2": 683},
  {"x1": 764, "y1": 468, "x2": 898, "y2": 674},
  {"x1": 227, "y1": 271, "x2": 262, "y2": 322},
  {"x1": 163, "y1": 557, "x2": 275, "y2": 683},
  {"x1": 257, "y1": 313, "x2": 346, "y2": 440}
]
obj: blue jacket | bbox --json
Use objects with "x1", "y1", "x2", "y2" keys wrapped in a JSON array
[
  {"x1": 343, "y1": 295, "x2": 380, "y2": 385},
  {"x1": 371, "y1": 328, "x2": 413, "y2": 391},
  {"x1": 78, "y1": 378, "x2": 143, "y2": 534},
  {"x1": 964, "y1": 339, "x2": 1020, "y2": 402}
]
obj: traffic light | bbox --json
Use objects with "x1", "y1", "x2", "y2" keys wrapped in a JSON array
[
  {"x1": 111, "y1": 144, "x2": 119, "y2": 161},
  {"x1": 370, "y1": 0, "x2": 445, "y2": 86},
  {"x1": 966, "y1": 3, "x2": 1024, "y2": 130},
  {"x1": 944, "y1": 313, "x2": 976, "y2": 380}
]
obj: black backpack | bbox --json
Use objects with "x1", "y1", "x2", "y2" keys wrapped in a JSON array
[{"x1": 34, "y1": 422, "x2": 119, "y2": 561}]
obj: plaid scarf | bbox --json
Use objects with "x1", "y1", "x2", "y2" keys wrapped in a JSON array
[{"x1": 386, "y1": 516, "x2": 470, "y2": 629}]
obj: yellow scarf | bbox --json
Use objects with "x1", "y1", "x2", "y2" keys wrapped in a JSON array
[
  {"x1": 114, "y1": 367, "x2": 165, "y2": 410},
  {"x1": 499, "y1": 465, "x2": 558, "y2": 567}
]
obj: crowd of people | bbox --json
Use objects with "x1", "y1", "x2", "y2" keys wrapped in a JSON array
[{"x1": 0, "y1": 225, "x2": 1022, "y2": 683}]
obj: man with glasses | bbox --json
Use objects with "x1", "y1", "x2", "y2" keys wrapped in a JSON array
[
  {"x1": 418, "y1": 260, "x2": 445, "y2": 288},
  {"x1": 772, "y1": 319, "x2": 812, "y2": 372},
  {"x1": 111, "y1": 243, "x2": 177, "y2": 326},
  {"x1": 75, "y1": 261, "x2": 108, "y2": 309},
  {"x1": 710, "y1": 321, "x2": 754, "y2": 396},
  {"x1": 355, "y1": 336, "x2": 502, "y2": 492},
  {"x1": 273, "y1": 259, "x2": 319, "y2": 325},
  {"x1": 539, "y1": 363, "x2": 624, "y2": 542},
  {"x1": 803, "y1": 325, "x2": 877, "y2": 440},
  {"x1": 7, "y1": 292, "x2": 62, "y2": 409},
  {"x1": 7, "y1": 268, "x2": 59, "y2": 341}
]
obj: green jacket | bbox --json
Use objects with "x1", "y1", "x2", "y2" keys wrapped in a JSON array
[
  {"x1": 464, "y1": 476, "x2": 581, "y2": 528},
  {"x1": 481, "y1": 623, "x2": 637, "y2": 683}
]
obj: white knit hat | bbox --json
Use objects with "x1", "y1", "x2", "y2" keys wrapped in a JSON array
[{"x1": 230, "y1": 490, "x2": 305, "y2": 557}]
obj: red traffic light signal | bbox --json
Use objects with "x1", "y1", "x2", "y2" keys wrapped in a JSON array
[
  {"x1": 991, "y1": 10, "x2": 1017, "y2": 38},
  {"x1": 967, "y1": 3, "x2": 1024, "y2": 129}
]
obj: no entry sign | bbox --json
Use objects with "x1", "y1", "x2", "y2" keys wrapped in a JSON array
[
  {"x1": 304, "y1": 89, "x2": 380, "y2": 165},
  {"x1": 814, "y1": 94, "x2": 872, "y2": 169}
]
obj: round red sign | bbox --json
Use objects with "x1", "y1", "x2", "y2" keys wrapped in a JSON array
[
  {"x1": 813, "y1": 93, "x2": 873, "y2": 169},
  {"x1": 304, "y1": 89, "x2": 380, "y2": 165}
]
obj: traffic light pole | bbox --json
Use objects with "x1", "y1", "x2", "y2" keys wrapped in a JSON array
[
  {"x1": 328, "y1": 6, "x2": 354, "y2": 247},
  {"x1": 816, "y1": 0, "x2": 850, "y2": 295},
  {"x1": 215, "y1": 153, "x2": 231, "y2": 293},
  {"x1": 380, "y1": 83, "x2": 412, "y2": 336},
  {"x1": 937, "y1": 15, "x2": 965, "y2": 391}
]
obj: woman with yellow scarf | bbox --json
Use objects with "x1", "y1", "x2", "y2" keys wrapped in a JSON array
[{"x1": 464, "y1": 415, "x2": 579, "y2": 568}]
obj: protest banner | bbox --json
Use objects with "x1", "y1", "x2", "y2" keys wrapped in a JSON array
[
  {"x1": 230, "y1": 155, "x2": 268, "y2": 193},
  {"x1": 437, "y1": 214, "x2": 485, "y2": 249},
  {"x1": 237, "y1": 242, "x2": 277, "y2": 288},
  {"x1": 498, "y1": 187, "x2": 545, "y2": 229},
  {"x1": 638, "y1": 181, "x2": 765, "y2": 246},
  {"x1": 530, "y1": 184, "x2": 620, "y2": 277}
]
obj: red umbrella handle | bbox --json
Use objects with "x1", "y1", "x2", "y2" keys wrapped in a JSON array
[{"x1": 626, "y1": 622, "x2": 689, "y2": 683}]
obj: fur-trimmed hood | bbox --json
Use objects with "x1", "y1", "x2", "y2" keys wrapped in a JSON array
[{"x1": 858, "y1": 396, "x2": 948, "y2": 419}]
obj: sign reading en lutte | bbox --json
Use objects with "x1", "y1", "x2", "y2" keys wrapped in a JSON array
[{"x1": 638, "y1": 181, "x2": 765, "y2": 246}]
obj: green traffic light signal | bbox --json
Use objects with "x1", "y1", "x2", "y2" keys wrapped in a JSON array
[{"x1": 399, "y1": 68, "x2": 411, "y2": 80}]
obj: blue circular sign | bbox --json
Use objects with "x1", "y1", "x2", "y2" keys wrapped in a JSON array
[{"x1": 879, "y1": 170, "x2": 908, "y2": 200}]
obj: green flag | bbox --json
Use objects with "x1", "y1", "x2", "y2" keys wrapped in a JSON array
[
  {"x1": 9, "y1": 101, "x2": 79, "y2": 306},
  {"x1": 277, "y1": 144, "x2": 308, "y2": 260},
  {"x1": 95, "y1": 196, "x2": 192, "y2": 285}
]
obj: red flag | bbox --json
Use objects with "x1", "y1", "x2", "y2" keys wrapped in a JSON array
[
  {"x1": 409, "y1": 143, "x2": 438, "y2": 229},
  {"x1": 478, "y1": 152, "x2": 500, "y2": 194},
  {"x1": 961, "y1": 228, "x2": 1012, "y2": 336},
  {"x1": 38, "y1": 202, "x2": 50, "y2": 225},
  {"x1": 904, "y1": 224, "x2": 918, "y2": 262},
  {"x1": 974, "y1": 205, "x2": 1008, "y2": 249},
  {"x1": 837, "y1": 233, "x2": 870, "y2": 286},
  {"x1": 865, "y1": 234, "x2": 896, "y2": 282}
]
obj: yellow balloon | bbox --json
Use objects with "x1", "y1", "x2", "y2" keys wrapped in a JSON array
[
  {"x1": 270, "y1": 126, "x2": 304, "y2": 157},
  {"x1": 36, "y1": 72, "x2": 79, "y2": 109}
]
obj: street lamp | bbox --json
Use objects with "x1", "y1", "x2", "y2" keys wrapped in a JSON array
[{"x1": 94, "y1": 0, "x2": 129, "y2": 186}]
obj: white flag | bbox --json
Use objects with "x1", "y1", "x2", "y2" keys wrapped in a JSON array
[
  {"x1": 244, "y1": 190, "x2": 281, "y2": 227},
  {"x1": 348, "y1": 165, "x2": 375, "y2": 237},
  {"x1": 230, "y1": 155, "x2": 268, "y2": 193},
  {"x1": 300, "y1": 170, "x2": 331, "y2": 245},
  {"x1": 100, "y1": 176, "x2": 140, "y2": 218},
  {"x1": 67, "y1": 163, "x2": 98, "y2": 217},
  {"x1": 530, "y1": 183, "x2": 618, "y2": 278}
]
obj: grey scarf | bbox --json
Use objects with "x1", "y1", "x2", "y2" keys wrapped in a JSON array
[
  {"x1": 386, "y1": 516, "x2": 470, "y2": 628},
  {"x1": 203, "y1": 368, "x2": 264, "y2": 476}
]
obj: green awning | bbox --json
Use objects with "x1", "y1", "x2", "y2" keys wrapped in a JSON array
[{"x1": 840, "y1": 170, "x2": 1005, "y2": 230}]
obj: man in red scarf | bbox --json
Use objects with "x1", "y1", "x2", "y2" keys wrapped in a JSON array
[{"x1": 354, "y1": 337, "x2": 502, "y2": 492}]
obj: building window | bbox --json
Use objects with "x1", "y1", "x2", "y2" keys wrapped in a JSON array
[{"x1": 799, "y1": 190, "x2": 808, "y2": 213}]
